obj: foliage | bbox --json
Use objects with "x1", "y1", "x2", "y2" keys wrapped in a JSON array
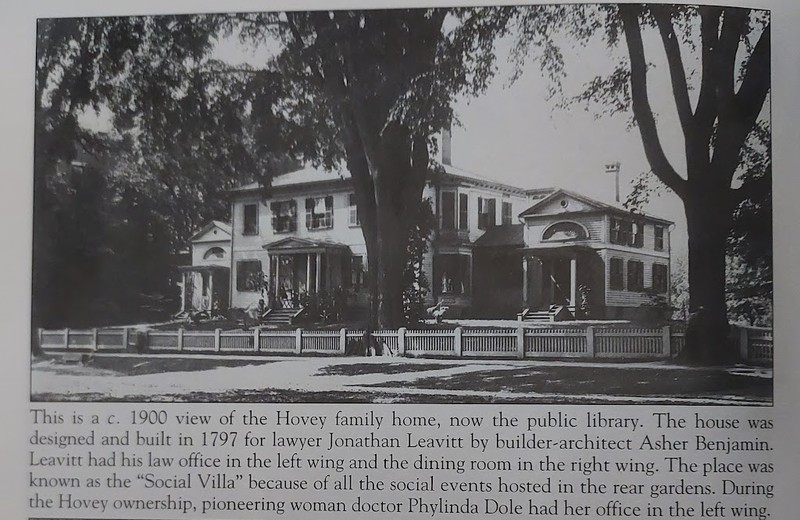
[
  {"x1": 403, "y1": 199, "x2": 435, "y2": 324},
  {"x1": 298, "y1": 289, "x2": 346, "y2": 324},
  {"x1": 511, "y1": 5, "x2": 771, "y2": 363},
  {"x1": 670, "y1": 258, "x2": 690, "y2": 321},
  {"x1": 233, "y1": 8, "x2": 510, "y2": 328},
  {"x1": 33, "y1": 16, "x2": 266, "y2": 328}
]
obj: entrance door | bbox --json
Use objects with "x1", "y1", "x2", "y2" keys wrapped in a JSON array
[{"x1": 551, "y1": 257, "x2": 572, "y2": 306}]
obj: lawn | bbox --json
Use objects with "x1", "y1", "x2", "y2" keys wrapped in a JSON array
[{"x1": 31, "y1": 354, "x2": 772, "y2": 405}]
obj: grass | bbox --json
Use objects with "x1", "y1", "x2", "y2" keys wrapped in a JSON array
[
  {"x1": 34, "y1": 355, "x2": 276, "y2": 376},
  {"x1": 364, "y1": 364, "x2": 773, "y2": 400}
]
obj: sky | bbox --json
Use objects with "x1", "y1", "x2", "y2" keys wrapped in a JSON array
[
  {"x1": 211, "y1": 13, "x2": 696, "y2": 262},
  {"x1": 88, "y1": 7, "x2": 771, "y2": 264}
]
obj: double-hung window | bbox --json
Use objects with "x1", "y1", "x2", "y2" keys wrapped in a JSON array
[
  {"x1": 271, "y1": 200, "x2": 297, "y2": 233},
  {"x1": 458, "y1": 193, "x2": 468, "y2": 230},
  {"x1": 348, "y1": 193, "x2": 360, "y2": 227},
  {"x1": 478, "y1": 197, "x2": 496, "y2": 230},
  {"x1": 654, "y1": 225, "x2": 665, "y2": 251},
  {"x1": 652, "y1": 264, "x2": 668, "y2": 293},
  {"x1": 627, "y1": 260, "x2": 644, "y2": 291},
  {"x1": 610, "y1": 258, "x2": 624, "y2": 290},
  {"x1": 306, "y1": 196, "x2": 333, "y2": 230},
  {"x1": 502, "y1": 201, "x2": 512, "y2": 226},
  {"x1": 243, "y1": 204, "x2": 258, "y2": 235},
  {"x1": 441, "y1": 191, "x2": 456, "y2": 230}
]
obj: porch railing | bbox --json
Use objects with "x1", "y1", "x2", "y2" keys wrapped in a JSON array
[{"x1": 36, "y1": 324, "x2": 772, "y2": 364}]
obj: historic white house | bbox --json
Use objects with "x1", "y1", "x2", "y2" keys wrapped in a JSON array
[{"x1": 179, "y1": 153, "x2": 672, "y2": 322}]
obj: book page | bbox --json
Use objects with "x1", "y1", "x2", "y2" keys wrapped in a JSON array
[{"x1": 1, "y1": 0, "x2": 799, "y2": 519}]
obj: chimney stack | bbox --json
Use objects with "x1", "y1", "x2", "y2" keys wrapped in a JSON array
[
  {"x1": 441, "y1": 128, "x2": 452, "y2": 166},
  {"x1": 604, "y1": 161, "x2": 621, "y2": 203}
]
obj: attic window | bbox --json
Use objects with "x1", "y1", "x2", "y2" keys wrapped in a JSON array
[
  {"x1": 542, "y1": 221, "x2": 587, "y2": 241},
  {"x1": 560, "y1": 199, "x2": 569, "y2": 208},
  {"x1": 203, "y1": 247, "x2": 226, "y2": 260}
]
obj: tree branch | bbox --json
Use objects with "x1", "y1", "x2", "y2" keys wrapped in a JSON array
[
  {"x1": 651, "y1": 6, "x2": 693, "y2": 133},
  {"x1": 693, "y1": 7, "x2": 721, "y2": 148},
  {"x1": 735, "y1": 20, "x2": 771, "y2": 126},
  {"x1": 715, "y1": 8, "x2": 748, "y2": 112},
  {"x1": 619, "y1": 5, "x2": 687, "y2": 200}
]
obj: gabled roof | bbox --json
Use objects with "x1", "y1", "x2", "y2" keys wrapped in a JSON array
[
  {"x1": 518, "y1": 188, "x2": 673, "y2": 225},
  {"x1": 189, "y1": 220, "x2": 232, "y2": 242},
  {"x1": 474, "y1": 224, "x2": 524, "y2": 248}
]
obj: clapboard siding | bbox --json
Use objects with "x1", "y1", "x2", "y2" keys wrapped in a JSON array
[{"x1": 600, "y1": 248, "x2": 670, "y2": 306}]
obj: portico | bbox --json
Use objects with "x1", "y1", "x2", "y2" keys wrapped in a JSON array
[
  {"x1": 263, "y1": 237, "x2": 351, "y2": 308},
  {"x1": 521, "y1": 246, "x2": 605, "y2": 317}
]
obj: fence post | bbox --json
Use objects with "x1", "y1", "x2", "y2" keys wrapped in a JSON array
[
  {"x1": 516, "y1": 326, "x2": 525, "y2": 359},
  {"x1": 214, "y1": 328, "x2": 221, "y2": 352},
  {"x1": 398, "y1": 328, "x2": 406, "y2": 357},
  {"x1": 661, "y1": 325, "x2": 671, "y2": 358},
  {"x1": 739, "y1": 326, "x2": 749, "y2": 362},
  {"x1": 339, "y1": 328, "x2": 346, "y2": 355},
  {"x1": 454, "y1": 327, "x2": 463, "y2": 357},
  {"x1": 92, "y1": 328, "x2": 98, "y2": 351},
  {"x1": 122, "y1": 328, "x2": 130, "y2": 350},
  {"x1": 64, "y1": 328, "x2": 70, "y2": 350},
  {"x1": 177, "y1": 328, "x2": 184, "y2": 352},
  {"x1": 586, "y1": 326, "x2": 595, "y2": 358},
  {"x1": 254, "y1": 328, "x2": 260, "y2": 352},
  {"x1": 295, "y1": 328, "x2": 303, "y2": 355}
]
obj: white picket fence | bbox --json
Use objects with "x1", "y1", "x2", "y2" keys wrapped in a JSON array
[{"x1": 36, "y1": 324, "x2": 773, "y2": 363}]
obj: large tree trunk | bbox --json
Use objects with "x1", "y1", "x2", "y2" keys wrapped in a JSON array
[
  {"x1": 680, "y1": 187, "x2": 734, "y2": 364},
  {"x1": 342, "y1": 123, "x2": 428, "y2": 352}
]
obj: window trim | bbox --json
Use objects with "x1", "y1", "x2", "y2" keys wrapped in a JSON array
[
  {"x1": 610, "y1": 217, "x2": 644, "y2": 248},
  {"x1": 242, "y1": 203, "x2": 259, "y2": 236},
  {"x1": 627, "y1": 259, "x2": 644, "y2": 292},
  {"x1": 271, "y1": 200, "x2": 298, "y2": 234},
  {"x1": 609, "y1": 257, "x2": 624, "y2": 290},
  {"x1": 478, "y1": 197, "x2": 496, "y2": 230},
  {"x1": 654, "y1": 225, "x2": 665, "y2": 251},
  {"x1": 236, "y1": 260, "x2": 263, "y2": 292},
  {"x1": 502, "y1": 201, "x2": 513, "y2": 226},
  {"x1": 458, "y1": 193, "x2": 469, "y2": 230},
  {"x1": 348, "y1": 193, "x2": 361, "y2": 227},
  {"x1": 305, "y1": 195, "x2": 334, "y2": 231},
  {"x1": 652, "y1": 263, "x2": 668, "y2": 293},
  {"x1": 441, "y1": 191, "x2": 456, "y2": 230}
]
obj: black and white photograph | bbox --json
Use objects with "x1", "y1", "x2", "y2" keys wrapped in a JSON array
[{"x1": 30, "y1": 3, "x2": 773, "y2": 405}]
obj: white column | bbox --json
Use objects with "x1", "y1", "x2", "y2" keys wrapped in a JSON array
[
  {"x1": 569, "y1": 255, "x2": 577, "y2": 307},
  {"x1": 274, "y1": 255, "x2": 281, "y2": 298},
  {"x1": 315, "y1": 253, "x2": 322, "y2": 292},
  {"x1": 179, "y1": 272, "x2": 186, "y2": 312},
  {"x1": 306, "y1": 253, "x2": 312, "y2": 293},
  {"x1": 522, "y1": 256, "x2": 529, "y2": 307},
  {"x1": 208, "y1": 271, "x2": 214, "y2": 310}
]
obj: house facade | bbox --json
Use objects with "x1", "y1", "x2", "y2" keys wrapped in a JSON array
[
  {"x1": 178, "y1": 221, "x2": 231, "y2": 314},
  {"x1": 181, "y1": 162, "x2": 672, "y2": 321}
]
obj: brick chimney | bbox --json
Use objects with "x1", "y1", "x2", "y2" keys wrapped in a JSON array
[{"x1": 441, "y1": 128, "x2": 452, "y2": 166}]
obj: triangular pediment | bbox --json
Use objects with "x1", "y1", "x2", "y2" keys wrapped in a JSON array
[
  {"x1": 264, "y1": 237, "x2": 320, "y2": 250},
  {"x1": 519, "y1": 189, "x2": 606, "y2": 218},
  {"x1": 190, "y1": 221, "x2": 232, "y2": 242}
]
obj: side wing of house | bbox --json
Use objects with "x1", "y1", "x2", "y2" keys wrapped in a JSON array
[{"x1": 519, "y1": 189, "x2": 672, "y2": 320}]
